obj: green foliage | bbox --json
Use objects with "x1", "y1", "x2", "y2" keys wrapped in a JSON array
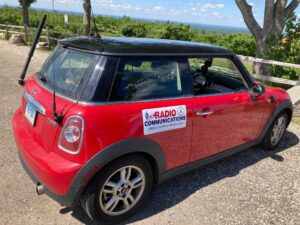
[
  {"x1": 0, "y1": 6, "x2": 255, "y2": 56},
  {"x1": 193, "y1": 32, "x2": 256, "y2": 56},
  {"x1": 267, "y1": 13, "x2": 300, "y2": 81},
  {"x1": 121, "y1": 23, "x2": 147, "y2": 37},
  {"x1": 160, "y1": 24, "x2": 193, "y2": 41}
]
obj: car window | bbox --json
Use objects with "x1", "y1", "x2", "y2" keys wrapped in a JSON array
[
  {"x1": 109, "y1": 58, "x2": 184, "y2": 101},
  {"x1": 189, "y1": 57, "x2": 248, "y2": 96},
  {"x1": 40, "y1": 46, "x2": 98, "y2": 98}
]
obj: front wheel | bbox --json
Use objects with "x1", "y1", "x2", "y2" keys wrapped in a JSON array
[
  {"x1": 81, "y1": 155, "x2": 153, "y2": 225},
  {"x1": 261, "y1": 112, "x2": 288, "y2": 150}
]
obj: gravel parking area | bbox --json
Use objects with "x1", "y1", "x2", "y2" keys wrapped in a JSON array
[{"x1": 0, "y1": 40, "x2": 299, "y2": 225}]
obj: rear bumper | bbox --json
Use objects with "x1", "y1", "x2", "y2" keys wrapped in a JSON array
[
  {"x1": 18, "y1": 151, "x2": 79, "y2": 206},
  {"x1": 13, "y1": 108, "x2": 83, "y2": 206}
]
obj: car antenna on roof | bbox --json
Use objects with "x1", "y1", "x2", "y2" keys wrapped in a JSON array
[
  {"x1": 19, "y1": 14, "x2": 47, "y2": 86},
  {"x1": 90, "y1": 6, "x2": 101, "y2": 39}
]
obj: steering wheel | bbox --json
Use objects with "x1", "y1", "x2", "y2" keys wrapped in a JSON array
[{"x1": 193, "y1": 73, "x2": 214, "y2": 91}]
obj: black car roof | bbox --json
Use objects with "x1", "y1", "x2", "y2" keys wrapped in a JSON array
[{"x1": 58, "y1": 36, "x2": 233, "y2": 56}]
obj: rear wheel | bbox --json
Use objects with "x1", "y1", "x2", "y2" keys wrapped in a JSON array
[
  {"x1": 81, "y1": 155, "x2": 153, "y2": 225},
  {"x1": 261, "y1": 112, "x2": 288, "y2": 150}
]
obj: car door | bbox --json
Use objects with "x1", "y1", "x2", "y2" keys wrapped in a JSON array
[
  {"x1": 104, "y1": 56, "x2": 194, "y2": 170},
  {"x1": 189, "y1": 56, "x2": 265, "y2": 162}
]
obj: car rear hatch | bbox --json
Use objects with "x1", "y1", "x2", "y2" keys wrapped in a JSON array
[
  {"x1": 19, "y1": 45, "x2": 99, "y2": 153},
  {"x1": 21, "y1": 76, "x2": 76, "y2": 153}
]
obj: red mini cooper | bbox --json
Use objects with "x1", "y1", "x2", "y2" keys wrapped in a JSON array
[{"x1": 13, "y1": 36, "x2": 293, "y2": 224}]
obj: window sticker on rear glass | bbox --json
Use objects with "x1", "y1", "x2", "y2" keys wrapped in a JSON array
[{"x1": 142, "y1": 105, "x2": 186, "y2": 135}]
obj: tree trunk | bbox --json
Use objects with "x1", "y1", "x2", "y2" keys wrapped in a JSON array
[
  {"x1": 253, "y1": 39, "x2": 271, "y2": 76},
  {"x1": 83, "y1": 0, "x2": 91, "y2": 35},
  {"x1": 235, "y1": 0, "x2": 300, "y2": 77},
  {"x1": 22, "y1": 1, "x2": 29, "y2": 27}
]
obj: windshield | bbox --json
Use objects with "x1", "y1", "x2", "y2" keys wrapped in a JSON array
[{"x1": 38, "y1": 46, "x2": 99, "y2": 99}]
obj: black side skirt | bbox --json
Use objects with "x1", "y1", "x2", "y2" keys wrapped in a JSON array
[{"x1": 158, "y1": 141, "x2": 258, "y2": 184}]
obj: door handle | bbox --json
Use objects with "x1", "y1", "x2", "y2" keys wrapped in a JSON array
[{"x1": 196, "y1": 111, "x2": 214, "y2": 116}]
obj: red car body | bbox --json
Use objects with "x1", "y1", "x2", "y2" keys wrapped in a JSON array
[{"x1": 13, "y1": 37, "x2": 293, "y2": 207}]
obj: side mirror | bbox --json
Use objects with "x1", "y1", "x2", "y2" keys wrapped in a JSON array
[{"x1": 250, "y1": 82, "x2": 265, "y2": 100}]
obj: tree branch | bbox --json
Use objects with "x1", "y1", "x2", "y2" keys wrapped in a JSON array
[
  {"x1": 285, "y1": 0, "x2": 300, "y2": 16},
  {"x1": 235, "y1": 0, "x2": 262, "y2": 39},
  {"x1": 270, "y1": 0, "x2": 287, "y2": 37},
  {"x1": 263, "y1": 0, "x2": 275, "y2": 39}
]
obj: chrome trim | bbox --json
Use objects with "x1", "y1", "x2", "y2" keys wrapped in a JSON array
[
  {"x1": 24, "y1": 92, "x2": 46, "y2": 115},
  {"x1": 77, "y1": 95, "x2": 194, "y2": 106},
  {"x1": 35, "y1": 75, "x2": 78, "y2": 103},
  {"x1": 58, "y1": 115, "x2": 85, "y2": 155},
  {"x1": 197, "y1": 111, "x2": 214, "y2": 116},
  {"x1": 193, "y1": 90, "x2": 250, "y2": 99},
  {"x1": 76, "y1": 90, "x2": 250, "y2": 106}
]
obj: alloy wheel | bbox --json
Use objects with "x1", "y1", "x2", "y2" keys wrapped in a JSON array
[
  {"x1": 99, "y1": 165, "x2": 146, "y2": 216},
  {"x1": 270, "y1": 115, "x2": 286, "y2": 146}
]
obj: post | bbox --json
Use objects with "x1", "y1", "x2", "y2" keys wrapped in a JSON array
[
  {"x1": 46, "y1": 26, "x2": 50, "y2": 47},
  {"x1": 24, "y1": 25, "x2": 28, "y2": 43},
  {"x1": 5, "y1": 22, "x2": 8, "y2": 40}
]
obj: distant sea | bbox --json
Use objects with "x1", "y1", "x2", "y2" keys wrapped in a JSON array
[{"x1": 1, "y1": 5, "x2": 250, "y2": 34}]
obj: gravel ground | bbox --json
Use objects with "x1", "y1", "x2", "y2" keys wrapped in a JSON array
[{"x1": 0, "y1": 40, "x2": 300, "y2": 225}]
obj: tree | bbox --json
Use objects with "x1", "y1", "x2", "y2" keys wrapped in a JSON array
[
  {"x1": 235, "y1": 0, "x2": 300, "y2": 75},
  {"x1": 121, "y1": 24, "x2": 147, "y2": 37},
  {"x1": 83, "y1": 0, "x2": 91, "y2": 35},
  {"x1": 18, "y1": 0, "x2": 36, "y2": 27},
  {"x1": 268, "y1": 13, "x2": 300, "y2": 81},
  {"x1": 160, "y1": 24, "x2": 193, "y2": 41}
]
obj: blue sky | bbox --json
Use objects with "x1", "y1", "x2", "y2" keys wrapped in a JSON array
[{"x1": 1, "y1": 0, "x2": 300, "y2": 28}]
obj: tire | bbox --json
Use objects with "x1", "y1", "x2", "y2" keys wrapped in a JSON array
[
  {"x1": 261, "y1": 112, "x2": 288, "y2": 151},
  {"x1": 81, "y1": 155, "x2": 153, "y2": 225}
]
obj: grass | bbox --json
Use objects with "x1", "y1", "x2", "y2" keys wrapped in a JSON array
[{"x1": 242, "y1": 60, "x2": 253, "y2": 74}]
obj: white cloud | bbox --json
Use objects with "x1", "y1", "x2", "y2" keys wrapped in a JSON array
[
  {"x1": 203, "y1": 3, "x2": 224, "y2": 9},
  {"x1": 248, "y1": 2, "x2": 256, "y2": 7},
  {"x1": 153, "y1": 6, "x2": 162, "y2": 10},
  {"x1": 203, "y1": 3, "x2": 216, "y2": 9},
  {"x1": 58, "y1": 0, "x2": 81, "y2": 4}
]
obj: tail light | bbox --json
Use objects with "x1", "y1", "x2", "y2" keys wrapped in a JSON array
[{"x1": 58, "y1": 116, "x2": 84, "y2": 154}]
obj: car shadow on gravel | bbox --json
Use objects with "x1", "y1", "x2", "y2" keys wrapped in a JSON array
[{"x1": 63, "y1": 131, "x2": 299, "y2": 225}]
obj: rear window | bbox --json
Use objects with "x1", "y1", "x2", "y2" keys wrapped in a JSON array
[
  {"x1": 38, "y1": 46, "x2": 98, "y2": 98},
  {"x1": 109, "y1": 57, "x2": 185, "y2": 101}
]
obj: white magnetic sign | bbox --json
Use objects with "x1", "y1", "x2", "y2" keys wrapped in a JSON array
[{"x1": 142, "y1": 105, "x2": 187, "y2": 135}]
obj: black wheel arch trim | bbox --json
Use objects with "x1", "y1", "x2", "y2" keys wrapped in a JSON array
[
  {"x1": 70, "y1": 138, "x2": 166, "y2": 206},
  {"x1": 258, "y1": 99, "x2": 293, "y2": 143}
]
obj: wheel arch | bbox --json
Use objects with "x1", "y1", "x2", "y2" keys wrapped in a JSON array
[
  {"x1": 259, "y1": 99, "x2": 293, "y2": 143},
  {"x1": 283, "y1": 107, "x2": 293, "y2": 126},
  {"x1": 67, "y1": 138, "x2": 166, "y2": 205}
]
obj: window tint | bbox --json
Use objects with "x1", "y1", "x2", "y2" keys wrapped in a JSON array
[
  {"x1": 189, "y1": 57, "x2": 248, "y2": 95},
  {"x1": 110, "y1": 58, "x2": 184, "y2": 101},
  {"x1": 40, "y1": 46, "x2": 98, "y2": 98}
]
